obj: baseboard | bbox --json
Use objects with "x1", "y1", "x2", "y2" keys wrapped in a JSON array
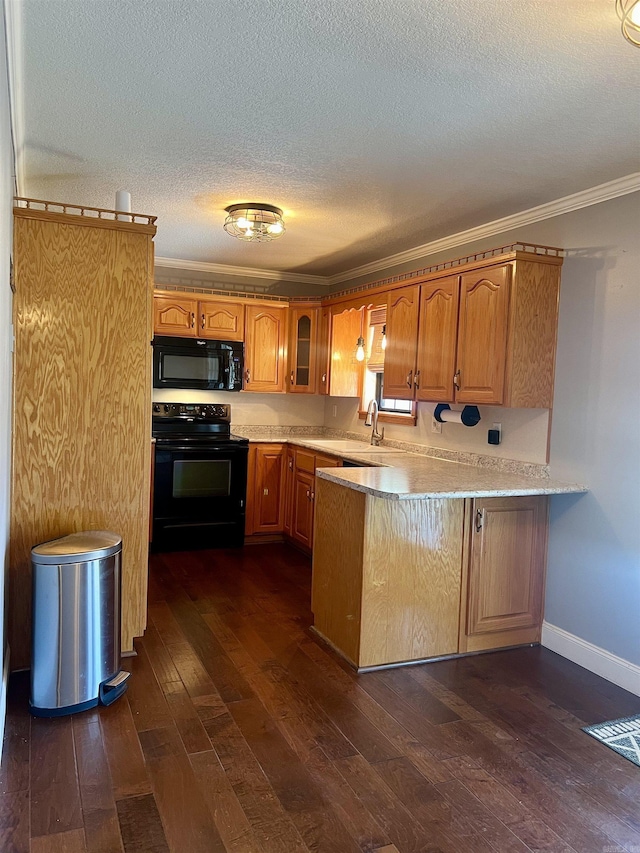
[
  {"x1": 0, "y1": 645, "x2": 10, "y2": 766},
  {"x1": 541, "y1": 622, "x2": 640, "y2": 698}
]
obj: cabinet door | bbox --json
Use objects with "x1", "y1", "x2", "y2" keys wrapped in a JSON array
[
  {"x1": 328, "y1": 308, "x2": 363, "y2": 397},
  {"x1": 317, "y1": 307, "x2": 331, "y2": 395},
  {"x1": 253, "y1": 445, "x2": 285, "y2": 532},
  {"x1": 283, "y1": 446, "x2": 295, "y2": 536},
  {"x1": 154, "y1": 295, "x2": 197, "y2": 337},
  {"x1": 199, "y1": 300, "x2": 244, "y2": 341},
  {"x1": 415, "y1": 276, "x2": 459, "y2": 403},
  {"x1": 292, "y1": 469, "x2": 315, "y2": 549},
  {"x1": 383, "y1": 286, "x2": 420, "y2": 399},
  {"x1": 456, "y1": 265, "x2": 510, "y2": 405},
  {"x1": 244, "y1": 305, "x2": 288, "y2": 393},
  {"x1": 463, "y1": 496, "x2": 548, "y2": 652},
  {"x1": 288, "y1": 307, "x2": 318, "y2": 394}
]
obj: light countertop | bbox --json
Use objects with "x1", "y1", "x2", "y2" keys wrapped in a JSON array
[{"x1": 238, "y1": 432, "x2": 587, "y2": 500}]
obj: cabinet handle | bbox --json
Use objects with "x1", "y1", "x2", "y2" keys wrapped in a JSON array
[
  {"x1": 453, "y1": 369, "x2": 461, "y2": 390},
  {"x1": 201, "y1": 313, "x2": 205, "y2": 329},
  {"x1": 245, "y1": 369, "x2": 250, "y2": 384},
  {"x1": 191, "y1": 312, "x2": 195, "y2": 328},
  {"x1": 263, "y1": 488, "x2": 269, "y2": 496},
  {"x1": 475, "y1": 509, "x2": 483, "y2": 532},
  {"x1": 414, "y1": 370, "x2": 420, "y2": 389},
  {"x1": 290, "y1": 370, "x2": 295, "y2": 385},
  {"x1": 321, "y1": 372, "x2": 327, "y2": 383},
  {"x1": 310, "y1": 491, "x2": 315, "y2": 502},
  {"x1": 305, "y1": 489, "x2": 310, "y2": 500},
  {"x1": 406, "y1": 370, "x2": 413, "y2": 388},
  {"x1": 288, "y1": 458, "x2": 293, "y2": 470}
]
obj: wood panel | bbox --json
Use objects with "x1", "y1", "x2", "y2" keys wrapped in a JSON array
[
  {"x1": 288, "y1": 306, "x2": 318, "y2": 394},
  {"x1": 317, "y1": 306, "x2": 332, "y2": 395},
  {"x1": 328, "y1": 308, "x2": 363, "y2": 398},
  {"x1": 359, "y1": 497, "x2": 464, "y2": 667},
  {"x1": 200, "y1": 300, "x2": 244, "y2": 341},
  {"x1": 244, "y1": 305, "x2": 288, "y2": 393},
  {"x1": 11, "y1": 211, "x2": 154, "y2": 666},
  {"x1": 415, "y1": 276, "x2": 460, "y2": 403},
  {"x1": 312, "y1": 478, "x2": 366, "y2": 665},
  {"x1": 253, "y1": 444, "x2": 286, "y2": 533},
  {"x1": 505, "y1": 260, "x2": 561, "y2": 408},
  {"x1": 292, "y1": 470, "x2": 315, "y2": 550},
  {"x1": 283, "y1": 446, "x2": 295, "y2": 537},
  {"x1": 461, "y1": 496, "x2": 548, "y2": 653},
  {"x1": 455, "y1": 264, "x2": 510, "y2": 405},
  {"x1": 153, "y1": 294, "x2": 197, "y2": 337},
  {"x1": 382, "y1": 286, "x2": 420, "y2": 400}
]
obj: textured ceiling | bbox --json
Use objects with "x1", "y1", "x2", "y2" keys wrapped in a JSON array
[{"x1": 18, "y1": 0, "x2": 640, "y2": 277}]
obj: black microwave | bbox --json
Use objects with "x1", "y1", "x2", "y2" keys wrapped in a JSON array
[{"x1": 152, "y1": 336, "x2": 244, "y2": 391}]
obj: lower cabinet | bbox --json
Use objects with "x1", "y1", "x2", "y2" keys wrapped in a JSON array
[
  {"x1": 245, "y1": 443, "x2": 286, "y2": 536},
  {"x1": 312, "y1": 480, "x2": 549, "y2": 669}
]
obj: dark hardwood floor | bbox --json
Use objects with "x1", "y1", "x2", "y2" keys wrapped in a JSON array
[{"x1": 1, "y1": 543, "x2": 639, "y2": 853}]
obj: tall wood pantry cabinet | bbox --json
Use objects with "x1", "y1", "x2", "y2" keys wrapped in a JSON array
[{"x1": 10, "y1": 201, "x2": 156, "y2": 669}]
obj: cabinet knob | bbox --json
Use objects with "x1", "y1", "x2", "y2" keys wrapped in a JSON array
[
  {"x1": 453, "y1": 369, "x2": 461, "y2": 390},
  {"x1": 406, "y1": 370, "x2": 413, "y2": 388}
]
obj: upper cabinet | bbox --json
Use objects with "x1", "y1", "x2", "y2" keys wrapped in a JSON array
[
  {"x1": 244, "y1": 304, "x2": 288, "y2": 393},
  {"x1": 154, "y1": 293, "x2": 244, "y2": 341},
  {"x1": 382, "y1": 259, "x2": 561, "y2": 408},
  {"x1": 288, "y1": 306, "x2": 318, "y2": 394},
  {"x1": 328, "y1": 306, "x2": 364, "y2": 397}
]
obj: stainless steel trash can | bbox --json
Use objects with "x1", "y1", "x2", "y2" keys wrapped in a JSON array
[{"x1": 30, "y1": 530, "x2": 130, "y2": 717}]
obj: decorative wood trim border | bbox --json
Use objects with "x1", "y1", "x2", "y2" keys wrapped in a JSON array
[
  {"x1": 542, "y1": 622, "x2": 640, "y2": 697},
  {"x1": 14, "y1": 196, "x2": 157, "y2": 226}
]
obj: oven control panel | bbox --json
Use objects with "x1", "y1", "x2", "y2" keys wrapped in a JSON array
[{"x1": 152, "y1": 402, "x2": 230, "y2": 422}]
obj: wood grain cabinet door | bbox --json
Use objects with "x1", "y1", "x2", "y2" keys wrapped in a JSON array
[
  {"x1": 455, "y1": 265, "x2": 510, "y2": 405},
  {"x1": 463, "y1": 496, "x2": 548, "y2": 651},
  {"x1": 244, "y1": 305, "x2": 288, "y2": 392},
  {"x1": 283, "y1": 446, "x2": 295, "y2": 536},
  {"x1": 383, "y1": 285, "x2": 420, "y2": 399},
  {"x1": 199, "y1": 300, "x2": 244, "y2": 341},
  {"x1": 328, "y1": 307, "x2": 363, "y2": 397},
  {"x1": 154, "y1": 295, "x2": 198, "y2": 337},
  {"x1": 253, "y1": 445, "x2": 286, "y2": 533},
  {"x1": 292, "y1": 469, "x2": 315, "y2": 549},
  {"x1": 288, "y1": 307, "x2": 318, "y2": 394},
  {"x1": 415, "y1": 276, "x2": 460, "y2": 403},
  {"x1": 317, "y1": 306, "x2": 331, "y2": 395}
]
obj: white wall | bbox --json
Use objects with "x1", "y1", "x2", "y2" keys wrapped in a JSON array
[
  {"x1": 327, "y1": 192, "x2": 640, "y2": 673},
  {"x1": 0, "y1": 4, "x2": 15, "y2": 758},
  {"x1": 153, "y1": 388, "x2": 325, "y2": 427}
]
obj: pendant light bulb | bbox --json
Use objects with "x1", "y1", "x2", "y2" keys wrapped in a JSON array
[{"x1": 355, "y1": 336, "x2": 366, "y2": 362}]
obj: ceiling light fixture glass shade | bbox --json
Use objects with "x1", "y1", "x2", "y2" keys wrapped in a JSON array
[
  {"x1": 223, "y1": 203, "x2": 285, "y2": 242},
  {"x1": 616, "y1": 0, "x2": 640, "y2": 45}
]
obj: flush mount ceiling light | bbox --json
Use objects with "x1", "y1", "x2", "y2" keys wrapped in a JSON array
[
  {"x1": 223, "y1": 203, "x2": 285, "y2": 242},
  {"x1": 616, "y1": 0, "x2": 640, "y2": 46}
]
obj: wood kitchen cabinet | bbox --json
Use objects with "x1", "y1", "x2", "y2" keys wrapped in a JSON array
[
  {"x1": 459, "y1": 495, "x2": 548, "y2": 653},
  {"x1": 382, "y1": 258, "x2": 561, "y2": 408},
  {"x1": 317, "y1": 306, "x2": 331, "y2": 395},
  {"x1": 288, "y1": 305, "x2": 318, "y2": 393},
  {"x1": 154, "y1": 293, "x2": 244, "y2": 341},
  {"x1": 285, "y1": 448, "x2": 342, "y2": 552},
  {"x1": 328, "y1": 306, "x2": 364, "y2": 397},
  {"x1": 312, "y1": 479, "x2": 549, "y2": 669},
  {"x1": 244, "y1": 304, "x2": 288, "y2": 393},
  {"x1": 246, "y1": 444, "x2": 286, "y2": 535}
]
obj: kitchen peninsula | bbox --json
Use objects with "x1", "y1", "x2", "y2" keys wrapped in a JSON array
[{"x1": 309, "y1": 448, "x2": 586, "y2": 671}]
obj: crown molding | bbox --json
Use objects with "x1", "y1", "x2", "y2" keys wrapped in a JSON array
[
  {"x1": 154, "y1": 256, "x2": 331, "y2": 286},
  {"x1": 326, "y1": 172, "x2": 640, "y2": 286},
  {"x1": 3, "y1": 0, "x2": 25, "y2": 195}
]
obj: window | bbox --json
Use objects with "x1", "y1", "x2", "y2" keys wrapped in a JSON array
[{"x1": 375, "y1": 373, "x2": 413, "y2": 414}]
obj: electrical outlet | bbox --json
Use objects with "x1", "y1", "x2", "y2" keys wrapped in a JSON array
[
  {"x1": 431, "y1": 417, "x2": 442, "y2": 434},
  {"x1": 332, "y1": 404, "x2": 337, "y2": 417}
]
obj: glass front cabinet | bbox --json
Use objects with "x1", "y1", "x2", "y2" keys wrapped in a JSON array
[{"x1": 288, "y1": 306, "x2": 318, "y2": 394}]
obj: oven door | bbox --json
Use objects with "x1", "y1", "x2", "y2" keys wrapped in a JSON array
[{"x1": 152, "y1": 443, "x2": 248, "y2": 550}]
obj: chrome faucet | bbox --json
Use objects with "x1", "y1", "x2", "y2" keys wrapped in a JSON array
[{"x1": 364, "y1": 399, "x2": 385, "y2": 446}]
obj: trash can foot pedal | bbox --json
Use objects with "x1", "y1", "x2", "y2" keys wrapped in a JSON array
[{"x1": 99, "y1": 670, "x2": 130, "y2": 706}]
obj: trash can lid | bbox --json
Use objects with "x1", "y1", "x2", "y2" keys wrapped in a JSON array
[{"x1": 31, "y1": 531, "x2": 122, "y2": 564}]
